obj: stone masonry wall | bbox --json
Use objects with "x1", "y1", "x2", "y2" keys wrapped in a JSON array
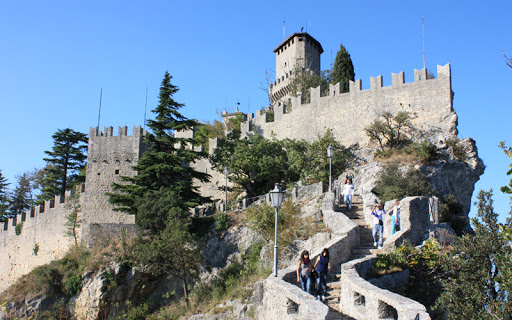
[
  {"x1": 0, "y1": 189, "x2": 83, "y2": 293},
  {"x1": 243, "y1": 65, "x2": 456, "y2": 147}
]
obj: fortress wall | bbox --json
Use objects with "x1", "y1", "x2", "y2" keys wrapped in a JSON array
[
  {"x1": 82, "y1": 126, "x2": 141, "y2": 234},
  {"x1": 244, "y1": 65, "x2": 456, "y2": 146},
  {"x1": 0, "y1": 189, "x2": 84, "y2": 293}
]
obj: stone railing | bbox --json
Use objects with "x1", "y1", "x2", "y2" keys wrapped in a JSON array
[
  {"x1": 253, "y1": 192, "x2": 360, "y2": 319},
  {"x1": 340, "y1": 257, "x2": 431, "y2": 320}
]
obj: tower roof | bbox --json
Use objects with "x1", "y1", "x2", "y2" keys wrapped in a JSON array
[{"x1": 273, "y1": 32, "x2": 324, "y2": 54}]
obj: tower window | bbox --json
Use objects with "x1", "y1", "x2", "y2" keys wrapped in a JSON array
[{"x1": 115, "y1": 169, "x2": 119, "y2": 175}]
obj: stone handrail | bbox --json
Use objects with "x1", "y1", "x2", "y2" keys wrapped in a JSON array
[
  {"x1": 340, "y1": 257, "x2": 431, "y2": 320},
  {"x1": 253, "y1": 192, "x2": 360, "y2": 319}
]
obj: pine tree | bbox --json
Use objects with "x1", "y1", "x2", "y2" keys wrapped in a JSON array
[
  {"x1": 9, "y1": 173, "x2": 33, "y2": 216},
  {"x1": 109, "y1": 71, "x2": 210, "y2": 215},
  {"x1": 331, "y1": 43, "x2": 355, "y2": 93},
  {"x1": 0, "y1": 170, "x2": 10, "y2": 221},
  {"x1": 41, "y1": 129, "x2": 88, "y2": 200}
]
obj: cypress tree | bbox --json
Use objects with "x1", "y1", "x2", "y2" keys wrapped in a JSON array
[
  {"x1": 0, "y1": 170, "x2": 10, "y2": 221},
  {"x1": 331, "y1": 43, "x2": 355, "y2": 93},
  {"x1": 109, "y1": 71, "x2": 210, "y2": 215}
]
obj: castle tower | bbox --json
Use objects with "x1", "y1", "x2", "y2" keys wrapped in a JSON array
[
  {"x1": 269, "y1": 32, "x2": 323, "y2": 104},
  {"x1": 82, "y1": 126, "x2": 145, "y2": 236}
]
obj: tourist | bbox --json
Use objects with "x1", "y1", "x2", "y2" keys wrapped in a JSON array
[
  {"x1": 346, "y1": 172, "x2": 354, "y2": 184},
  {"x1": 342, "y1": 180, "x2": 354, "y2": 211},
  {"x1": 296, "y1": 250, "x2": 314, "y2": 294},
  {"x1": 390, "y1": 200, "x2": 400, "y2": 235},
  {"x1": 371, "y1": 203, "x2": 385, "y2": 249},
  {"x1": 314, "y1": 248, "x2": 331, "y2": 302}
]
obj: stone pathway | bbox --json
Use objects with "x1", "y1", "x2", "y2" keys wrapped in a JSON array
[{"x1": 322, "y1": 195, "x2": 377, "y2": 319}]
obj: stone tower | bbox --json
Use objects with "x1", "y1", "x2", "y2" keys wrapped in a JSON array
[
  {"x1": 81, "y1": 126, "x2": 145, "y2": 236},
  {"x1": 269, "y1": 32, "x2": 324, "y2": 104}
]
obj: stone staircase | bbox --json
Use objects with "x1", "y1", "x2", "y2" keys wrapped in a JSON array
[{"x1": 322, "y1": 195, "x2": 378, "y2": 318}]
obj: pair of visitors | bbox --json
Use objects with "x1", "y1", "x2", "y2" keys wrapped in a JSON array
[
  {"x1": 371, "y1": 203, "x2": 385, "y2": 249},
  {"x1": 342, "y1": 179, "x2": 354, "y2": 211},
  {"x1": 296, "y1": 249, "x2": 331, "y2": 302},
  {"x1": 346, "y1": 172, "x2": 354, "y2": 184},
  {"x1": 390, "y1": 200, "x2": 401, "y2": 235}
]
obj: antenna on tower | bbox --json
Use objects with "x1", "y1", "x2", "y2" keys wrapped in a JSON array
[
  {"x1": 143, "y1": 87, "x2": 148, "y2": 131},
  {"x1": 422, "y1": 17, "x2": 426, "y2": 70},
  {"x1": 97, "y1": 88, "x2": 102, "y2": 128},
  {"x1": 283, "y1": 21, "x2": 285, "y2": 39}
]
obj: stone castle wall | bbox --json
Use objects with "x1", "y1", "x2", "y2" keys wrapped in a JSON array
[
  {"x1": 0, "y1": 189, "x2": 83, "y2": 292},
  {"x1": 244, "y1": 65, "x2": 457, "y2": 147}
]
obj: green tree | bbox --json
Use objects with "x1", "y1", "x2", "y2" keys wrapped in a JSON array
[
  {"x1": 288, "y1": 66, "x2": 330, "y2": 103},
  {"x1": 9, "y1": 173, "x2": 34, "y2": 216},
  {"x1": 210, "y1": 131, "x2": 287, "y2": 197},
  {"x1": 0, "y1": 170, "x2": 10, "y2": 221},
  {"x1": 64, "y1": 189, "x2": 82, "y2": 246},
  {"x1": 365, "y1": 111, "x2": 414, "y2": 152},
  {"x1": 109, "y1": 71, "x2": 210, "y2": 215},
  {"x1": 194, "y1": 120, "x2": 225, "y2": 149},
  {"x1": 41, "y1": 128, "x2": 88, "y2": 200},
  {"x1": 499, "y1": 142, "x2": 512, "y2": 207},
  {"x1": 372, "y1": 161, "x2": 434, "y2": 203},
  {"x1": 135, "y1": 214, "x2": 201, "y2": 299},
  {"x1": 331, "y1": 43, "x2": 355, "y2": 93},
  {"x1": 436, "y1": 189, "x2": 512, "y2": 319}
]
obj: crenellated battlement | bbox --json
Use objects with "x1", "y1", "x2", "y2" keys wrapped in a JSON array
[
  {"x1": 0, "y1": 185, "x2": 86, "y2": 238},
  {"x1": 240, "y1": 64, "x2": 455, "y2": 146}
]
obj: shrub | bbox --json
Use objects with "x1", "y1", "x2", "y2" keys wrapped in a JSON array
[
  {"x1": 15, "y1": 222, "x2": 23, "y2": 236},
  {"x1": 412, "y1": 140, "x2": 439, "y2": 162},
  {"x1": 438, "y1": 194, "x2": 466, "y2": 235},
  {"x1": 33, "y1": 243, "x2": 39, "y2": 256},
  {"x1": 446, "y1": 139, "x2": 467, "y2": 162},
  {"x1": 372, "y1": 161, "x2": 434, "y2": 203},
  {"x1": 214, "y1": 213, "x2": 230, "y2": 232}
]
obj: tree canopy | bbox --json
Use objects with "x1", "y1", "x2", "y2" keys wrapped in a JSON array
[
  {"x1": 331, "y1": 43, "x2": 355, "y2": 93},
  {"x1": 0, "y1": 170, "x2": 10, "y2": 221},
  {"x1": 40, "y1": 128, "x2": 88, "y2": 201},
  {"x1": 109, "y1": 71, "x2": 210, "y2": 216}
]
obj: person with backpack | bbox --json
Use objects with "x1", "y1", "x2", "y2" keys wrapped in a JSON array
[
  {"x1": 314, "y1": 248, "x2": 331, "y2": 302},
  {"x1": 390, "y1": 200, "x2": 401, "y2": 235},
  {"x1": 371, "y1": 203, "x2": 385, "y2": 249},
  {"x1": 296, "y1": 250, "x2": 315, "y2": 294}
]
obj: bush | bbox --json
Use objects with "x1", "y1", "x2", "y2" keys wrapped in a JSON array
[
  {"x1": 15, "y1": 222, "x2": 23, "y2": 236},
  {"x1": 214, "y1": 213, "x2": 230, "y2": 232},
  {"x1": 439, "y1": 194, "x2": 466, "y2": 236},
  {"x1": 446, "y1": 139, "x2": 467, "y2": 162},
  {"x1": 412, "y1": 140, "x2": 439, "y2": 162},
  {"x1": 372, "y1": 161, "x2": 434, "y2": 203}
]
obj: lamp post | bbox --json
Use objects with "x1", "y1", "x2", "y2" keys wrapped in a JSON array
[
  {"x1": 270, "y1": 183, "x2": 284, "y2": 277},
  {"x1": 327, "y1": 145, "x2": 334, "y2": 192},
  {"x1": 224, "y1": 166, "x2": 228, "y2": 212}
]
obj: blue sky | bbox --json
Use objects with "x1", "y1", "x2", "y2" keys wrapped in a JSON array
[{"x1": 1, "y1": 0, "x2": 511, "y2": 222}]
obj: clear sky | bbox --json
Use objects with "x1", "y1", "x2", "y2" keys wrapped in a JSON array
[{"x1": 1, "y1": 0, "x2": 511, "y2": 222}]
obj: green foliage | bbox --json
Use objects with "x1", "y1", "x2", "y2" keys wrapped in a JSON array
[
  {"x1": 109, "y1": 71, "x2": 210, "y2": 215},
  {"x1": 331, "y1": 43, "x2": 355, "y2": 93},
  {"x1": 436, "y1": 190, "x2": 512, "y2": 319},
  {"x1": 33, "y1": 243, "x2": 39, "y2": 255},
  {"x1": 446, "y1": 139, "x2": 467, "y2": 162},
  {"x1": 210, "y1": 130, "x2": 288, "y2": 197},
  {"x1": 372, "y1": 161, "x2": 434, "y2": 203},
  {"x1": 499, "y1": 142, "x2": 512, "y2": 218},
  {"x1": 288, "y1": 66, "x2": 330, "y2": 103},
  {"x1": 214, "y1": 213, "x2": 230, "y2": 232},
  {"x1": 135, "y1": 188, "x2": 188, "y2": 234},
  {"x1": 126, "y1": 303, "x2": 149, "y2": 320},
  {"x1": 9, "y1": 173, "x2": 34, "y2": 216},
  {"x1": 40, "y1": 128, "x2": 88, "y2": 201},
  {"x1": 0, "y1": 170, "x2": 9, "y2": 221},
  {"x1": 64, "y1": 189, "x2": 82, "y2": 246},
  {"x1": 438, "y1": 194, "x2": 466, "y2": 236},
  {"x1": 245, "y1": 200, "x2": 304, "y2": 248},
  {"x1": 225, "y1": 113, "x2": 245, "y2": 132},
  {"x1": 373, "y1": 239, "x2": 446, "y2": 316},
  {"x1": 412, "y1": 140, "x2": 439, "y2": 162},
  {"x1": 194, "y1": 120, "x2": 225, "y2": 149},
  {"x1": 365, "y1": 111, "x2": 414, "y2": 152},
  {"x1": 14, "y1": 222, "x2": 23, "y2": 236}
]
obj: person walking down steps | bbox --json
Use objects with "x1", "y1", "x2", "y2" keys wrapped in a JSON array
[
  {"x1": 371, "y1": 203, "x2": 385, "y2": 249},
  {"x1": 390, "y1": 200, "x2": 401, "y2": 235},
  {"x1": 342, "y1": 179, "x2": 354, "y2": 211},
  {"x1": 314, "y1": 248, "x2": 331, "y2": 302},
  {"x1": 297, "y1": 250, "x2": 315, "y2": 294}
]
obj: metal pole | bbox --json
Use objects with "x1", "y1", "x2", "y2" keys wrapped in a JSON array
[
  {"x1": 274, "y1": 206, "x2": 279, "y2": 277},
  {"x1": 329, "y1": 157, "x2": 332, "y2": 192},
  {"x1": 225, "y1": 167, "x2": 228, "y2": 212}
]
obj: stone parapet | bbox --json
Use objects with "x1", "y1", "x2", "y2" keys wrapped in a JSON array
[{"x1": 340, "y1": 257, "x2": 430, "y2": 320}]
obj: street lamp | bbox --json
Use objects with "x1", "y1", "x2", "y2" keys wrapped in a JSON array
[
  {"x1": 327, "y1": 145, "x2": 334, "y2": 192},
  {"x1": 224, "y1": 166, "x2": 229, "y2": 212},
  {"x1": 270, "y1": 183, "x2": 284, "y2": 277}
]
